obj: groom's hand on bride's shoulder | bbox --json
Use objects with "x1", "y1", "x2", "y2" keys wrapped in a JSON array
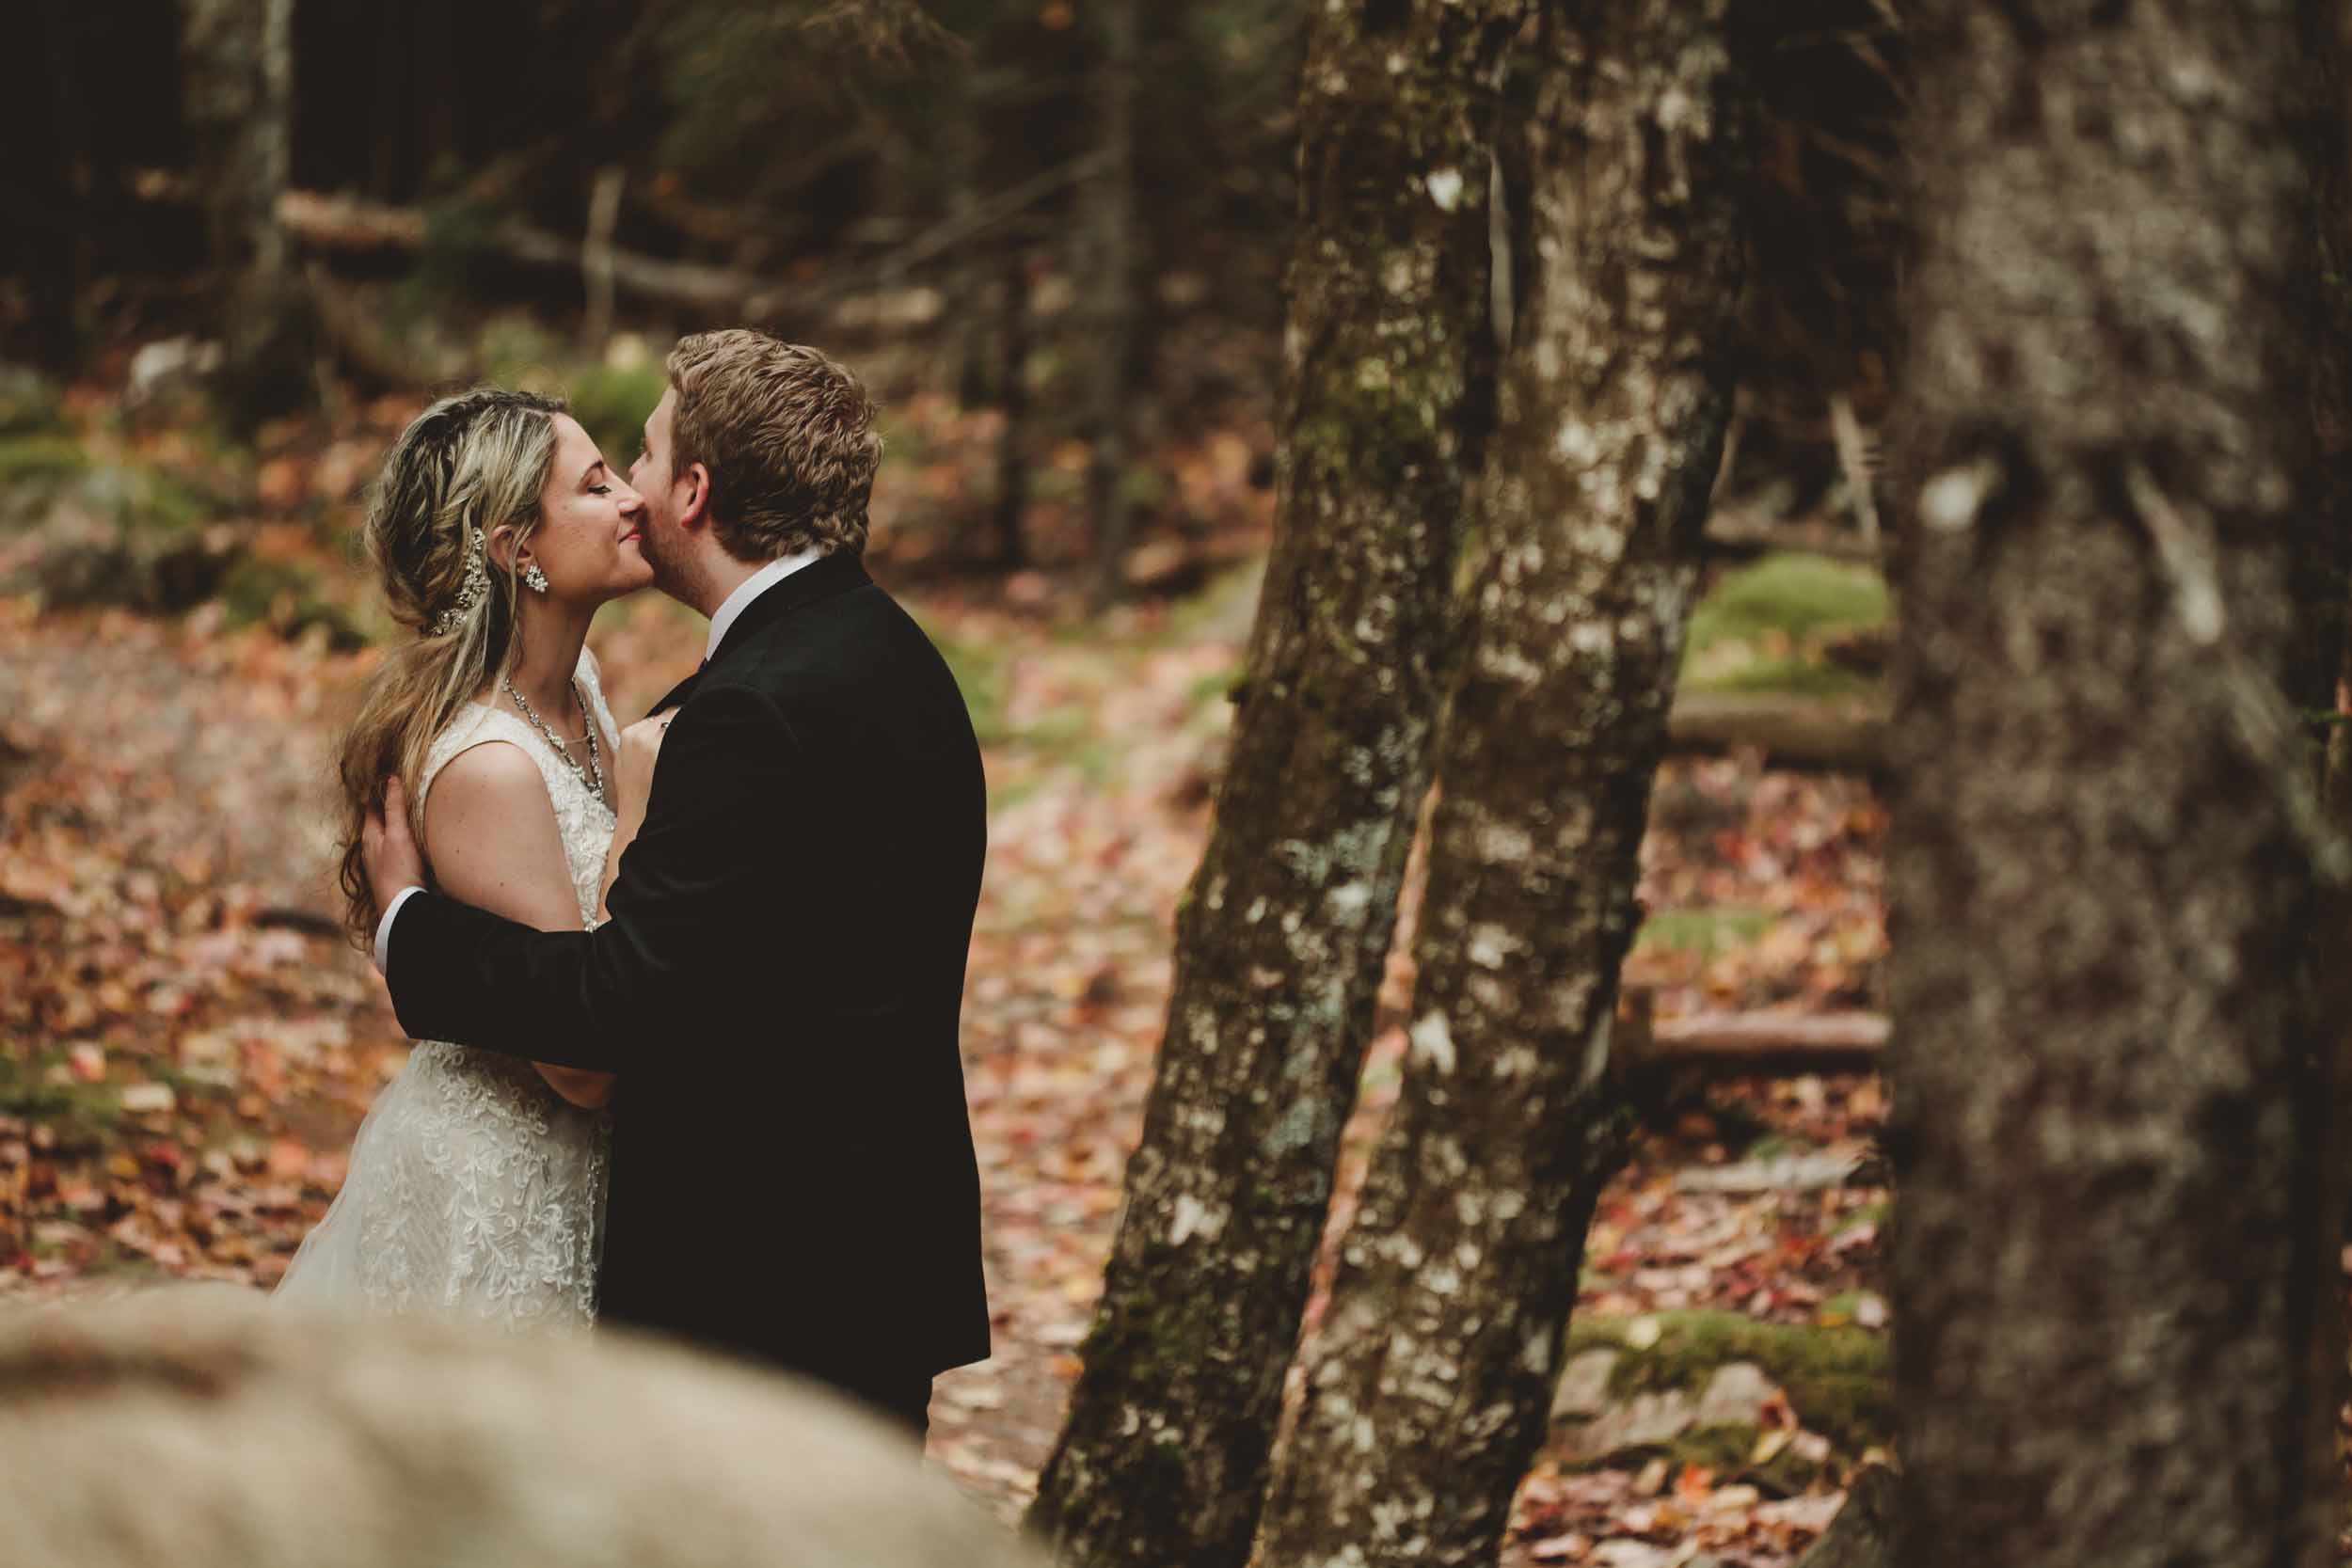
[{"x1": 361, "y1": 775, "x2": 428, "y2": 918}]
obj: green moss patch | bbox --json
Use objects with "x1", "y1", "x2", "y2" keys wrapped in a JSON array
[
  {"x1": 1566, "y1": 1309, "x2": 1890, "y2": 1454},
  {"x1": 0, "y1": 366, "x2": 65, "y2": 436},
  {"x1": 1634, "y1": 906, "x2": 1773, "y2": 960},
  {"x1": 0, "y1": 434, "x2": 89, "y2": 491},
  {"x1": 1686, "y1": 553, "x2": 1889, "y2": 653},
  {"x1": 1681, "y1": 551, "x2": 1891, "y2": 700}
]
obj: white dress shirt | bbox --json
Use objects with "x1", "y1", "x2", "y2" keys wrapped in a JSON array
[{"x1": 372, "y1": 546, "x2": 826, "y2": 974}]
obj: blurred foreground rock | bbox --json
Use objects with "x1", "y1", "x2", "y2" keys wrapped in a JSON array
[{"x1": 0, "y1": 1287, "x2": 1043, "y2": 1568}]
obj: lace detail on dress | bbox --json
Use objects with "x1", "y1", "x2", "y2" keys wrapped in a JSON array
[{"x1": 277, "y1": 649, "x2": 620, "y2": 1332}]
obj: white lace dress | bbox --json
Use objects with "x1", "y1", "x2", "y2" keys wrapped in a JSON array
[{"x1": 276, "y1": 650, "x2": 620, "y2": 1332}]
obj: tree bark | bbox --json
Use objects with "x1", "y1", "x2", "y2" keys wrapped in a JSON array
[
  {"x1": 1248, "y1": 2, "x2": 1751, "y2": 1561},
  {"x1": 178, "y1": 0, "x2": 303, "y2": 422},
  {"x1": 1883, "y1": 5, "x2": 2344, "y2": 1568},
  {"x1": 991, "y1": 245, "x2": 1034, "y2": 569},
  {"x1": 1022, "y1": 4, "x2": 1522, "y2": 1563},
  {"x1": 23, "y1": 1, "x2": 92, "y2": 370},
  {"x1": 178, "y1": 0, "x2": 291, "y2": 287},
  {"x1": 1789, "y1": 1464, "x2": 1899, "y2": 1568}
]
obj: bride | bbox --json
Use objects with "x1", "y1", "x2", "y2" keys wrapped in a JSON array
[{"x1": 278, "y1": 388, "x2": 662, "y2": 1330}]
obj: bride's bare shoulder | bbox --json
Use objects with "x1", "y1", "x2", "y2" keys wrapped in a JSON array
[
  {"x1": 420, "y1": 740, "x2": 572, "y2": 927},
  {"x1": 424, "y1": 740, "x2": 557, "y2": 841}
]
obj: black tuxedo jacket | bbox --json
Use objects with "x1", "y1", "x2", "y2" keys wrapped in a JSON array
[{"x1": 385, "y1": 550, "x2": 990, "y2": 1385}]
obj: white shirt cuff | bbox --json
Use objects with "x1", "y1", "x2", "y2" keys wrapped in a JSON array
[{"x1": 373, "y1": 885, "x2": 425, "y2": 974}]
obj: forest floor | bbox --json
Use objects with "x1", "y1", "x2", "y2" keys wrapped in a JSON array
[{"x1": 0, "y1": 547, "x2": 1898, "y2": 1566}]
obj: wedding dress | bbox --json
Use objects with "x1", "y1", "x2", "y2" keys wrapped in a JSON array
[{"x1": 276, "y1": 650, "x2": 619, "y2": 1332}]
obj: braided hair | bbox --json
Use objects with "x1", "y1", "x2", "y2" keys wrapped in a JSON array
[{"x1": 330, "y1": 388, "x2": 565, "y2": 944}]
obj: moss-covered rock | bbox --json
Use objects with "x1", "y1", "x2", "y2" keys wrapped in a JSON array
[
  {"x1": 1567, "y1": 1310, "x2": 1888, "y2": 1451},
  {"x1": 1553, "y1": 1310, "x2": 1890, "y2": 1495},
  {"x1": 6, "y1": 467, "x2": 237, "y2": 613},
  {"x1": 1687, "y1": 552, "x2": 1890, "y2": 652},
  {"x1": 1681, "y1": 550, "x2": 1893, "y2": 700},
  {"x1": 0, "y1": 365, "x2": 66, "y2": 436},
  {"x1": 216, "y1": 556, "x2": 368, "y2": 649}
]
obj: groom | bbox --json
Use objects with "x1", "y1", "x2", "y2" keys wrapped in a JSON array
[{"x1": 360, "y1": 330, "x2": 988, "y2": 1437}]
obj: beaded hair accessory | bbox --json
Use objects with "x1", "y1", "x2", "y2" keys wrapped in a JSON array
[{"x1": 428, "y1": 524, "x2": 491, "y2": 637}]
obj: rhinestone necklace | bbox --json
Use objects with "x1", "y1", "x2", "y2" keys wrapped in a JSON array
[{"x1": 502, "y1": 675, "x2": 608, "y2": 808}]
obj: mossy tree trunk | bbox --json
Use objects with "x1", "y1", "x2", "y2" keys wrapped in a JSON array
[
  {"x1": 1248, "y1": 3, "x2": 1751, "y2": 1562},
  {"x1": 178, "y1": 0, "x2": 290, "y2": 288},
  {"x1": 1883, "y1": 4, "x2": 2344, "y2": 1568},
  {"x1": 177, "y1": 0, "x2": 308, "y2": 423},
  {"x1": 2307, "y1": 0, "x2": 2352, "y2": 1527},
  {"x1": 1023, "y1": 3, "x2": 1523, "y2": 1563}
]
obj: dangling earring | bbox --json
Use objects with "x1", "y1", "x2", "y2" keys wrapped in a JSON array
[{"x1": 523, "y1": 562, "x2": 549, "y2": 593}]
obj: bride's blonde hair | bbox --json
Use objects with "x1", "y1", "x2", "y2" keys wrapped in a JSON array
[{"x1": 332, "y1": 388, "x2": 564, "y2": 944}]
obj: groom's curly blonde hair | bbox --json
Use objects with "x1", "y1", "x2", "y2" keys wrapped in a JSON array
[{"x1": 665, "y1": 329, "x2": 882, "y2": 562}]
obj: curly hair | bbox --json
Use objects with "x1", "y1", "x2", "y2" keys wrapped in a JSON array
[{"x1": 664, "y1": 330, "x2": 882, "y2": 562}]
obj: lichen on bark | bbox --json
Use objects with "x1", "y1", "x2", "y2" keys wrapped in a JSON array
[
  {"x1": 1247, "y1": 1, "x2": 1753, "y2": 1562},
  {"x1": 1024, "y1": 5, "x2": 1529, "y2": 1566},
  {"x1": 1883, "y1": 5, "x2": 2344, "y2": 1568}
]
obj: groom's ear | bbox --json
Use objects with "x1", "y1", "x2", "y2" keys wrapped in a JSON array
[{"x1": 676, "y1": 462, "x2": 713, "y2": 533}]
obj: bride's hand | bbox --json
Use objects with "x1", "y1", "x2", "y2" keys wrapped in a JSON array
[
  {"x1": 614, "y1": 713, "x2": 674, "y2": 810},
  {"x1": 596, "y1": 716, "x2": 671, "y2": 922}
]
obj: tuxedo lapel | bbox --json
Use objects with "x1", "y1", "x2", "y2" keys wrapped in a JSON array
[
  {"x1": 707, "y1": 550, "x2": 873, "y2": 671},
  {"x1": 649, "y1": 552, "x2": 870, "y2": 715}
]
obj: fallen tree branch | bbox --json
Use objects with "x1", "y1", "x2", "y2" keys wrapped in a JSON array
[
  {"x1": 1615, "y1": 992, "x2": 1888, "y2": 1077},
  {"x1": 278, "y1": 189, "x2": 759, "y2": 310},
  {"x1": 1665, "y1": 689, "x2": 1889, "y2": 775},
  {"x1": 1701, "y1": 508, "x2": 1883, "y2": 564},
  {"x1": 277, "y1": 160, "x2": 1110, "y2": 326}
]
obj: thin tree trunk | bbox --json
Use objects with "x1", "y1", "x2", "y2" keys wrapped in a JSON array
[
  {"x1": 1024, "y1": 3, "x2": 1523, "y2": 1562},
  {"x1": 581, "y1": 165, "x2": 625, "y2": 353},
  {"x1": 179, "y1": 0, "x2": 293, "y2": 286},
  {"x1": 28, "y1": 1, "x2": 91, "y2": 370},
  {"x1": 179, "y1": 0, "x2": 302, "y2": 421},
  {"x1": 992, "y1": 245, "x2": 1033, "y2": 569},
  {"x1": 1883, "y1": 4, "x2": 2343, "y2": 1567},
  {"x1": 1084, "y1": 0, "x2": 1138, "y2": 610},
  {"x1": 1248, "y1": 3, "x2": 1750, "y2": 1561}
]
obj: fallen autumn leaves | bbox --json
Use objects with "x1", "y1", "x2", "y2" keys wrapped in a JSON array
[{"x1": 0, "y1": 579, "x2": 1897, "y2": 1567}]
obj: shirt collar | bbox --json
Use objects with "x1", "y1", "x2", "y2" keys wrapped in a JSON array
[{"x1": 705, "y1": 546, "x2": 824, "y2": 663}]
